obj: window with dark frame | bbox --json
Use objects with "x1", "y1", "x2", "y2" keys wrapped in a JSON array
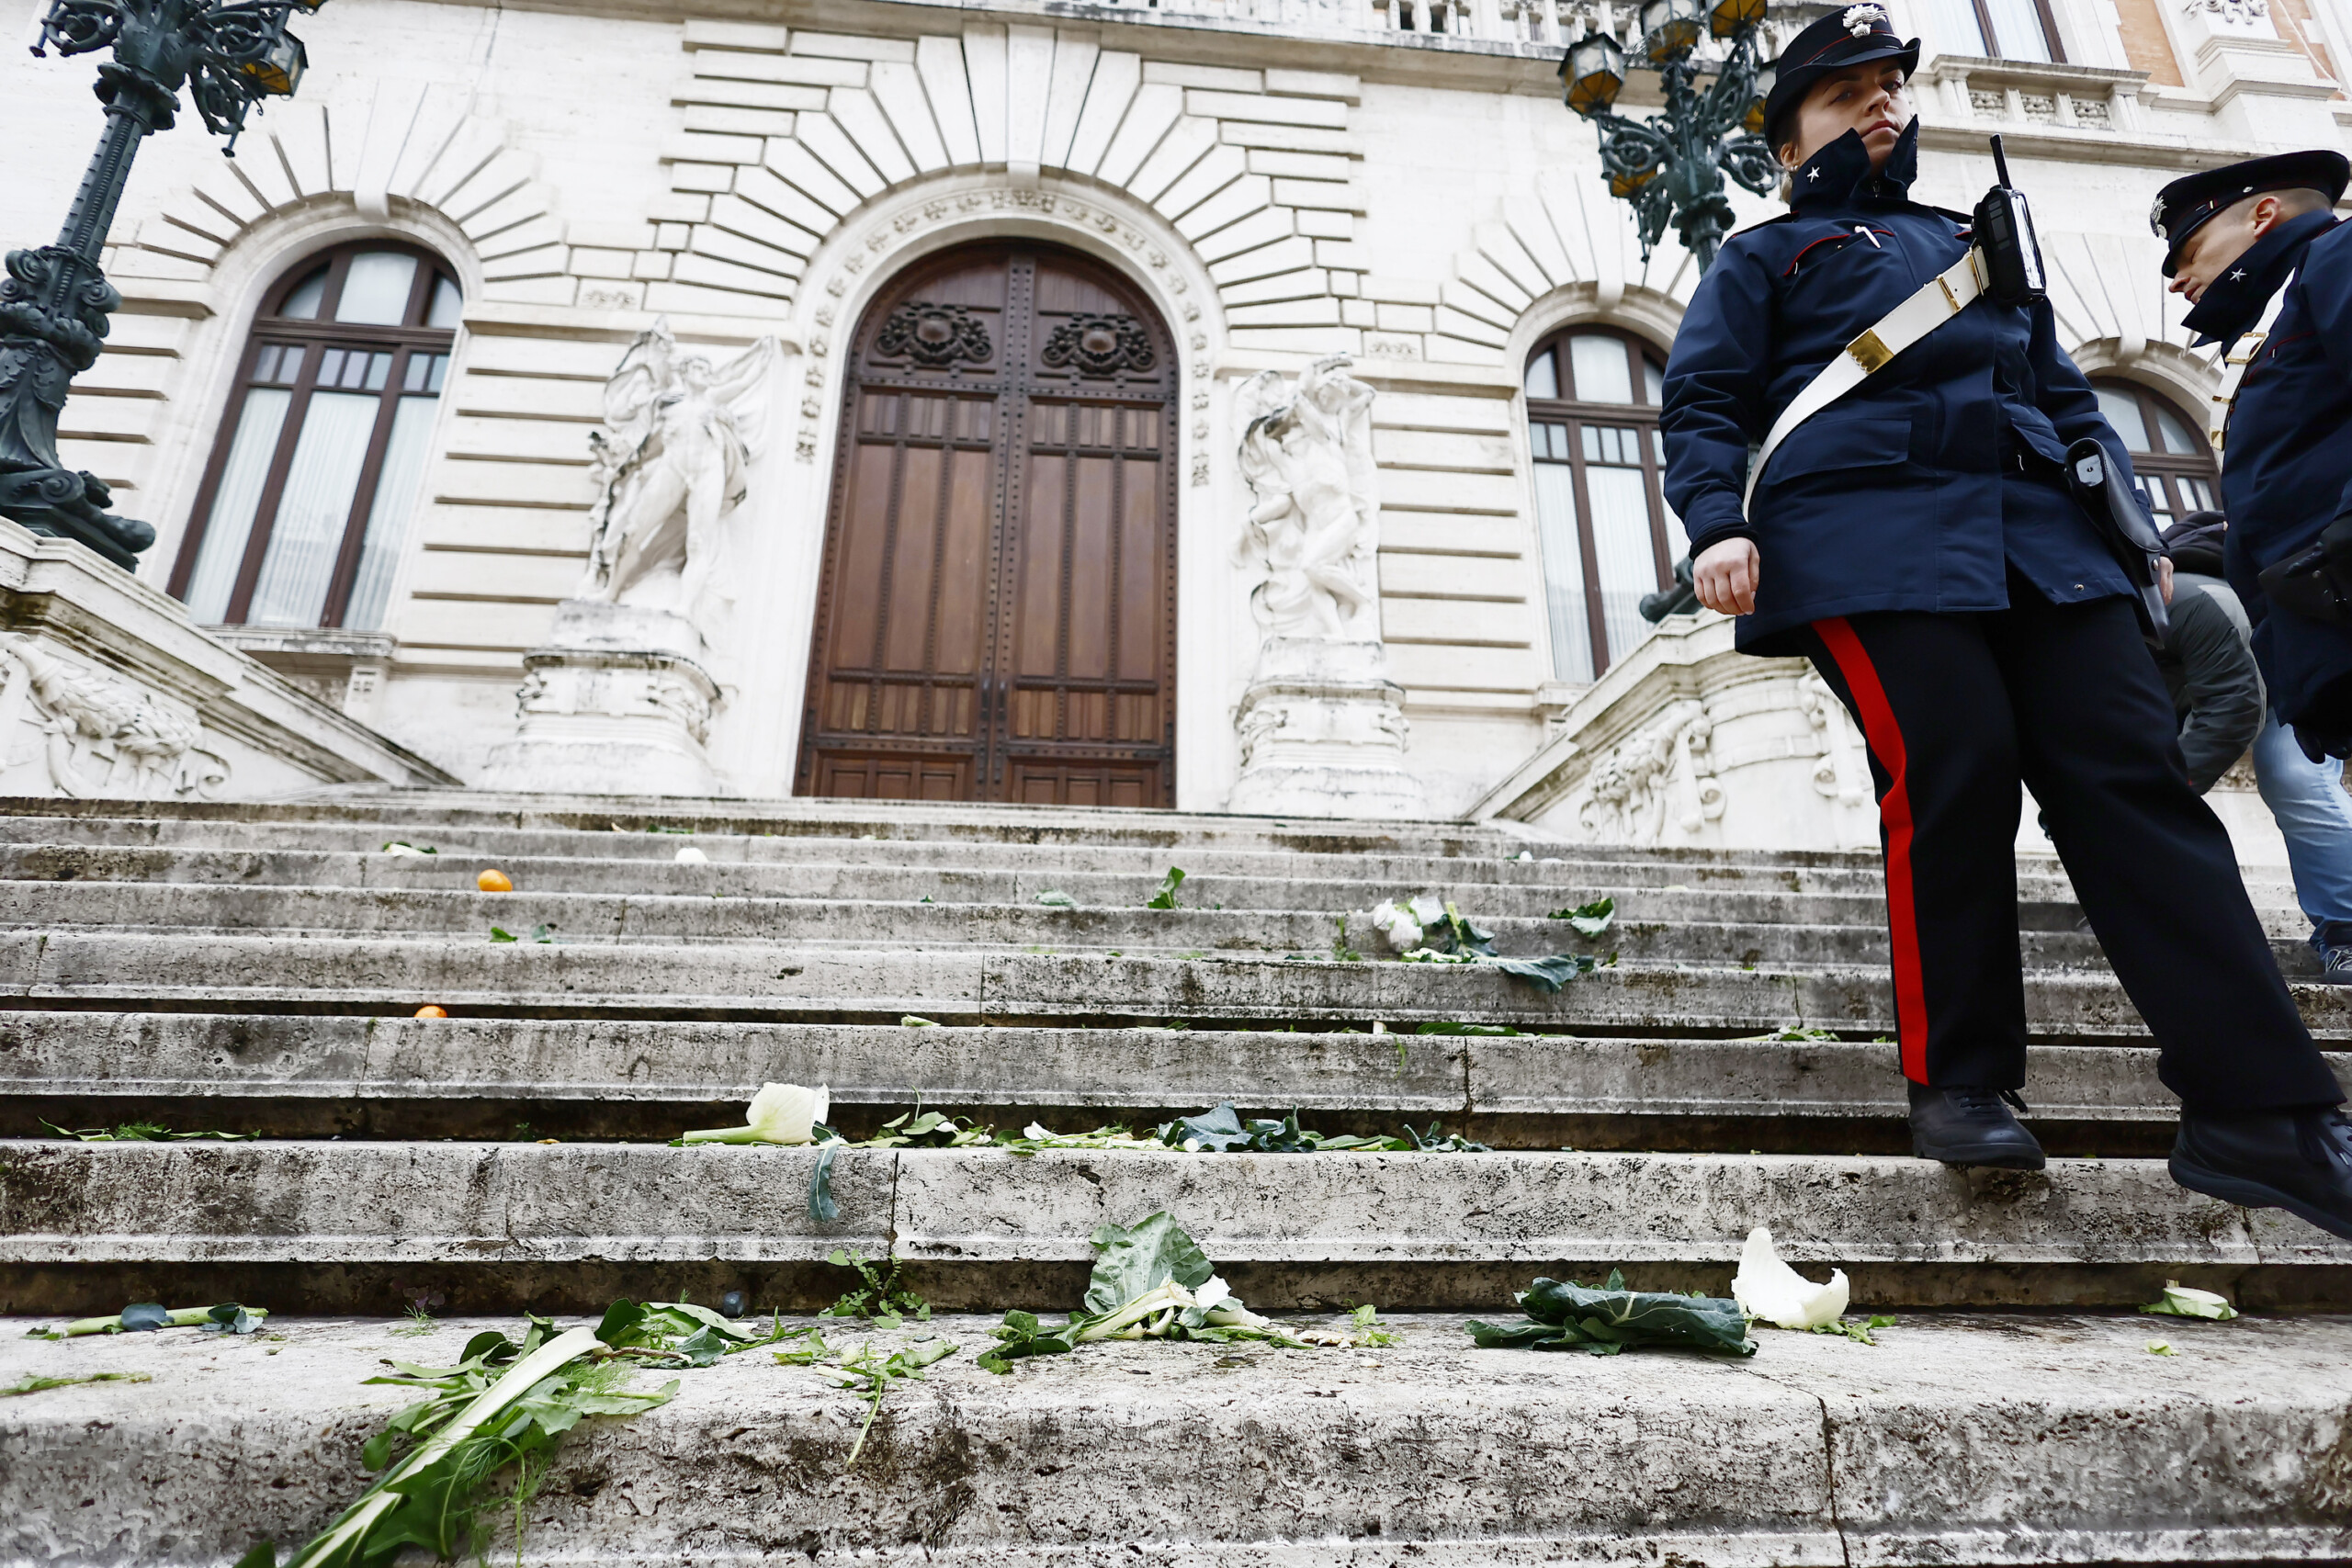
[
  {"x1": 1925, "y1": 0, "x2": 2064, "y2": 62},
  {"x1": 1523, "y1": 327, "x2": 1684, "y2": 683},
  {"x1": 170, "y1": 242, "x2": 460, "y2": 632},
  {"x1": 2091, "y1": 378, "x2": 2221, "y2": 534}
]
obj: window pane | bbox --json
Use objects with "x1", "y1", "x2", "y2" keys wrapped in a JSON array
[
  {"x1": 1984, "y1": 0, "x2": 2053, "y2": 60},
  {"x1": 2143, "y1": 479, "x2": 2176, "y2": 533},
  {"x1": 1642, "y1": 357, "x2": 1663, "y2": 406},
  {"x1": 277, "y1": 266, "x2": 328, "y2": 320},
  {"x1": 1568, "y1": 333, "x2": 1634, "y2": 405},
  {"x1": 1584, "y1": 430, "x2": 1660, "y2": 662},
  {"x1": 427, "y1": 275, "x2": 463, "y2": 329},
  {"x1": 336, "y1": 252, "x2": 420, "y2": 325},
  {"x1": 1532, "y1": 464, "x2": 1595, "y2": 682},
  {"x1": 183, "y1": 388, "x2": 292, "y2": 623},
  {"x1": 246, "y1": 390, "x2": 380, "y2": 626},
  {"x1": 2096, "y1": 387, "x2": 2151, "y2": 452},
  {"x1": 2150, "y1": 399, "x2": 2202, "y2": 456},
  {"x1": 1927, "y1": 0, "x2": 1990, "y2": 51},
  {"x1": 345, "y1": 396, "x2": 436, "y2": 631},
  {"x1": 2184, "y1": 475, "x2": 2217, "y2": 512},
  {"x1": 1524, "y1": 348, "x2": 1559, "y2": 400}
]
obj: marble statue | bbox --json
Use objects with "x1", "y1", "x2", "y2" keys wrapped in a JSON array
[
  {"x1": 1234, "y1": 354, "x2": 1381, "y2": 642},
  {"x1": 580, "y1": 319, "x2": 781, "y2": 623}
]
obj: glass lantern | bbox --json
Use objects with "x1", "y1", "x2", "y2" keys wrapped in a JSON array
[
  {"x1": 1640, "y1": 0, "x2": 1705, "y2": 60},
  {"x1": 1559, "y1": 30, "x2": 1628, "y2": 116}
]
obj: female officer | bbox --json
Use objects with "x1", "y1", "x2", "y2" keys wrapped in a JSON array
[{"x1": 1660, "y1": 4, "x2": 2352, "y2": 1235}]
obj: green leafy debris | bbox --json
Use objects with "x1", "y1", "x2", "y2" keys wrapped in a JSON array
[
  {"x1": 1745, "y1": 1026, "x2": 1842, "y2": 1043},
  {"x1": 1155, "y1": 1103, "x2": 1488, "y2": 1155},
  {"x1": 808, "y1": 1145, "x2": 841, "y2": 1224},
  {"x1": 820, "y1": 1249, "x2": 932, "y2": 1326},
  {"x1": 1467, "y1": 1270, "x2": 1757, "y2": 1358},
  {"x1": 1146, "y1": 866, "x2": 1186, "y2": 908},
  {"x1": 1810, "y1": 1314, "x2": 1898, "y2": 1346},
  {"x1": 2147, "y1": 1339, "x2": 2178, "y2": 1356},
  {"x1": 1546, "y1": 897, "x2": 1617, "y2": 938},
  {"x1": 2140, "y1": 1281, "x2": 2239, "y2": 1320},
  {"x1": 831, "y1": 1338, "x2": 959, "y2": 1467},
  {"x1": 1035, "y1": 889, "x2": 1078, "y2": 908},
  {"x1": 1365, "y1": 895, "x2": 1600, "y2": 993},
  {"x1": 1349, "y1": 1304, "x2": 1400, "y2": 1348},
  {"x1": 1414, "y1": 1021, "x2": 1519, "y2": 1036},
  {"x1": 2, "y1": 1371, "x2": 153, "y2": 1396},
  {"x1": 900, "y1": 1015, "x2": 940, "y2": 1027},
  {"x1": 41, "y1": 1120, "x2": 256, "y2": 1143},
  {"x1": 59, "y1": 1302, "x2": 268, "y2": 1337},
  {"x1": 379, "y1": 842, "x2": 436, "y2": 856},
  {"x1": 978, "y1": 1213, "x2": 1320, "y2": 1374},
  {"x1": 489, "y1": 927, "x2": 516, "y2": 943}
]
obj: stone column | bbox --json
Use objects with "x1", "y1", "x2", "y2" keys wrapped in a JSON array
[
  {"x1": 476, "y1": 601, "x2": 723, "y2": 795},
  {"x1": 1223, "y1": 355, "x2": 1428, "y2": 818}
]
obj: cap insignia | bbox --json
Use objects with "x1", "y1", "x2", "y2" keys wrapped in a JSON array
[
  {"x1": 1841, "y1": 3, "x2": 1888, "y2": 35},
  {"x1": 2149, "y1": 195, "x2": 2166, "y2": 237}
]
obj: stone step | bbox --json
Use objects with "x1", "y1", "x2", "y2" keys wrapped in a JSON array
[
  {"x1": 20, "y1": 842, "x2": 2316, "y2": 941},
  {"x1": 6, "y1": 1012, "x2": 2304, "y2": 1155},
  {"x1": 8, "y1": 1311, "x2": 2350, "y2": 1567},
  {"x1": 0, "y1": 815, "x2": 1916, "y2": 896},
  {"x1": 0, "y1": 880, "x2": 2267, "y2": 974},
  {"x1": 5, "y1": 1141, "x2": 2347, "y2": 1313},
  {"x1": 3, "y1": 932, "x2": 2342, "y2": 1037}
]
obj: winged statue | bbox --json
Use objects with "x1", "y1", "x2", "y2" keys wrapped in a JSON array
[{"x1": 580, "y1": 319, "x2": 782, "y2": 624}]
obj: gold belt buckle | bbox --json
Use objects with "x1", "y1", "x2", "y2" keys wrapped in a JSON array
[{"x1": 1847, "y1": 329, "x2": 1894, "y2": 373}]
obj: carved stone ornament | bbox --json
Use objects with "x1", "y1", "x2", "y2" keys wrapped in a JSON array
[
  {"x1": 2186, "y1": 0, "x2": 2269, "y2": 23},
  {"x1": 875, "y1": 302, "x2": 993, "y2": 367},
  {"x1": 1041, "y1": 313, "x2": 1157, "y2": 375},
  {"x1": 1577, "y1": 698, "x2": 1724, "y2": 843},
  {"x1": 0, "y1": 633, "x2": 227, "y2": 798},
  {"x1": 1234, "y1": 355, "x2": 1382, "y2": 642}
]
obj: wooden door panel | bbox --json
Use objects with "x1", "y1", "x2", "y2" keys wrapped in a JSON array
[{"x1": 799, "y1": 242, "x2": 1176, "y2": 805}]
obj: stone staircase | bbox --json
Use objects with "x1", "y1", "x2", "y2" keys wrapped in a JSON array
[{"x1": 4, "y1": 792, "x2": 2351, "y2": 1564}]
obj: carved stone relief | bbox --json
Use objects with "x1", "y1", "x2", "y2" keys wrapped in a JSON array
[
  {"x1": 0, "y1": 634, "x2": 227, "y2": 799},
  {"x1": 1577, "y1": 697, "x2": 1724, "y2": 843}
]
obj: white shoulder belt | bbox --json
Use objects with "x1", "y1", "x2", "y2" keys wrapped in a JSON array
[
  {"x1": 2208, "y1": 283, "x2": 2290, "y2": 454},
  {"x1": 1742, "y1": 247, "x2": 1989, "y2": 513}
]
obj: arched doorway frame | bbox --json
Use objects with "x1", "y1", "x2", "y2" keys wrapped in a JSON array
[{"x1": 743, "y1": 171, "x2": 1238, "y2": 810}]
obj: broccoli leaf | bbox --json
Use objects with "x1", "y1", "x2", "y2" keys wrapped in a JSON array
[
  {"x1": 1147, "y1": 867, "x2": 1186, "y2": 909},
  {"x1": 1468, "y1": 1269, "x2": 1756, "y2": 1357},
  {"x1": 1547, "y1": 897, "x2": 1617, "y2": 939},
  {"x1": 1083, "y1": 1213, "x2": 1216, "y2": 1314},
  {"x1": 1481, "y1": 954, "x2": 1598, "y2": 993}
]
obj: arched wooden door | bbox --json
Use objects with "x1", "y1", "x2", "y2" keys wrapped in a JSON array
[{"x1": 797, "y1": 242, "x2": 1179, "y2": 806}]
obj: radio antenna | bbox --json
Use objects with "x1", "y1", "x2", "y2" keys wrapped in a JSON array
[{"x1": 1991, "y1": 132, "x2": 2013, "y2": 187}]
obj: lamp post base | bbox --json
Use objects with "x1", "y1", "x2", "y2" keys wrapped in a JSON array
[{"x1": 0, "y1": 468, "x2": 154, "y2": 570}]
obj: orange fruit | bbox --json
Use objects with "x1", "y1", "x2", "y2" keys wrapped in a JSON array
[
  {"x1": 477, "y1": 868, "x2": 513, "y2": 893},
  {"x1": 415, "y1": 1005, "x2": 449, "y2": 1019}
]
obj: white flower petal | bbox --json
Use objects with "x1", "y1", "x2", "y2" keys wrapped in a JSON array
[{"x1": 1732, "y1": 1225, "x2": 1850, "y2": 1330}]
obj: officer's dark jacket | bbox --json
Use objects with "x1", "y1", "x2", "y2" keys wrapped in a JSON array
[
  {"x1": 2217, "y1": 211, "x2": 2352, "y2": 736},
  {"x1": 1660, "y1": 121, "x2": 2137, "y2": 653}
]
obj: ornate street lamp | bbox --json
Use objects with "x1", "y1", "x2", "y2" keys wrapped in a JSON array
[
  {"x1": 3, "y1": 0, "x2": 324, "y2": 568},
  {"x1": 1558, "y1": 0, "x2": 1781, "y2": 274}
]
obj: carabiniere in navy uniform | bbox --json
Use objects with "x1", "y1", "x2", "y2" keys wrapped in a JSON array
[
  {"x1": 2150, "y1": 152, "x2": 2352, "y2": 760},
  {"x1": 1661, "y1": 4, "x2": 2350, "y2": 1218}
]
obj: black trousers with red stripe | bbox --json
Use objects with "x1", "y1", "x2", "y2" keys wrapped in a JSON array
[{"x1": 1794, "y1": 579, "x2": 2343, "y2": 1113}]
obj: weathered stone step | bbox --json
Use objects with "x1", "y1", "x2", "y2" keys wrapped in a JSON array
[
  {"x1": 6, "y1": 1012, "x2": 2304, "y2": 1155},
  {"x1": 5, "y1": 1141, "x2": 2348, "y2": 1314},
  {"x1": 0, "y1": 816, "x2": 1909, "y2": 896},
  {"x1": 0, "y1": 793, "x2": 1556, "y2": 855},
  {"x1": 11, "y1": 1313, "x2": 2352, "y2": 1568},
  {"x1": 0, "y1": 880, "x2": 2237, "y2": 974},
  {"x1": 3, "y1": 933, "x2": 2341, "y2": 1038},
  {"x1": 9, "y1": 1311, "x2": 2350, "y2": 1568}
]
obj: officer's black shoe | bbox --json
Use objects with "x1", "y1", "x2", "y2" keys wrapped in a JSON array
[
  {"x1": 2170, "y1": 1105, "x2": 2352, "y2": 1242},
  {"x1": 1907, "y1": 1083, "x2": 2046, "y2": 1169}
]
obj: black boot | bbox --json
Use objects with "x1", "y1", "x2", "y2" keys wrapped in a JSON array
[
  {"x1": 1908, "y1": 1083, "x2": 2046, "y2": 1169},
  {"x1": 2170, "y1": 1105, "x2": 2352, "y2": 1241}
]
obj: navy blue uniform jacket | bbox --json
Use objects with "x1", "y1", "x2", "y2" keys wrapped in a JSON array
[
  {"x1": 1659, "y1": 123, "x2": 2138, "y2": 654},
  {"x1": 2217, "y1": 211, "x2": 2352, "y2": 733}
]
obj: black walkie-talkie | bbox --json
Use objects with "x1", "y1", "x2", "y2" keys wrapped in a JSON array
[{"x1": 1973, "y1": 134, "x2": 2047, "y2": 306}]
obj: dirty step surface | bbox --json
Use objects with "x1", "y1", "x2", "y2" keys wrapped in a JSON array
[{"x1": 3, "y1": 1312, "x2": 2349, "y2": 1567}]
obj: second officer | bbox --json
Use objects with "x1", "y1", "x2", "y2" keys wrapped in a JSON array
[{"x1": 1658, "y1": 4, "x2": 2352, "y2": 1235}]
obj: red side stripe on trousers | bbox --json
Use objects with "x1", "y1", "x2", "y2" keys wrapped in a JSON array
[{"x1": 1812, "y1": 617, "x2": 1931, "y2": 1082}]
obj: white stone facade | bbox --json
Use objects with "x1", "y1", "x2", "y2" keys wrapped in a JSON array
[{"x1": 3, "y1": 0, "x2": 2347, "y2": 819}]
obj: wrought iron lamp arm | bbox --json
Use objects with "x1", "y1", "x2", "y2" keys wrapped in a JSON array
[{"x1": 3, "y1": 0, "x2": 323, "y2": 568}]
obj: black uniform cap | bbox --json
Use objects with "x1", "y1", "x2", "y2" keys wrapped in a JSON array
[
  {"x1": 2151, "y1": 150, "x2": 2349, "y2": 275},
  {"x1": 1761, "y1": 5, "x2": 1920, "y2": 152}
]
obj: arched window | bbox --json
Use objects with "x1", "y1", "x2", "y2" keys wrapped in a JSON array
[
  {"x1": 172, "y1": 242, "x2": 459, "y2": 631},
  {"x1": 1923, "y1": 0, "x2": 2063, "y2": 62},
  {"x1": 1524, "y1": 327, "x2": 1681, "y2": 682},
  {"x1": 2092, "y1": 378, "x2": 2220, "y2": 533}
]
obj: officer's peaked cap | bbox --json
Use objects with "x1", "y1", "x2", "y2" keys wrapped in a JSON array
[
  {"x1": 2151, "y1": 150, "x2": 2349, "y2": 275},
  {"x1": 1762, "y1": 5, "x2": 1920, "y2": 152}
]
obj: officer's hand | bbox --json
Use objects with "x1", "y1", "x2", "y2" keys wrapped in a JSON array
[
  {"x1": 1693, "y1": 537, "x2": 1761, "y2": 616},
  {"x1": 2157, "y1": 556, "x2": 2175, "y2": 605}
]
